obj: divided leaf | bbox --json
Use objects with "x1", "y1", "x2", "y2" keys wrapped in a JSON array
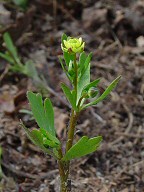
[
  {"x1": 82, "y1": 76, "x2": 121, "y2": 109},
  {"x1": 62, "y1": 136, "x2": 102, "y2": 161},
  {"x1": 27, "y1": 91, "x2": 55, "y2": 136}
]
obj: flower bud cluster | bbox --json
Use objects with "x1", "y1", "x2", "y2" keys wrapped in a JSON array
[{"x1": 61, "y1": 37, "x2": 85, "y2": 54}]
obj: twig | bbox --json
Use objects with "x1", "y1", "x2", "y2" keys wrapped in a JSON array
[{"x1": 0, "y1": 65, "x2": 9, "y2": 82}]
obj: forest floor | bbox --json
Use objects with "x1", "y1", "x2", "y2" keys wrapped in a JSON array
[{"x1": 0, "y1": 0, "x2": 144, "y2": 191}]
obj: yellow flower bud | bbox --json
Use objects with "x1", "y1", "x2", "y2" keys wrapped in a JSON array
[{"x1": 61, "y1": 37, "x2": 85, "y2": 54}]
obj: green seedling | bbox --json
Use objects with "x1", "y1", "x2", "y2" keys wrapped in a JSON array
[
  {"x1": 0, "y1": 32, "x2": 38, "y2": 78},
  {"x1": 0, "y1": 32, "x2": 51, "y2": 95},
  {"x1": 22, "y1": 34, "x2": 121, "y2": 192}
]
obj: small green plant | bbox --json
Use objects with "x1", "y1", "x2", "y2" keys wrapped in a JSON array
[
  {"x1": 0, "y1": 32, "x2": 51, "y2": 95},
  {"x1": 21, "y1": 34, "x2": 121, "y2": 192},
  {"x1": 0, "y1": 32, "x2": 38, "y2": 78}
]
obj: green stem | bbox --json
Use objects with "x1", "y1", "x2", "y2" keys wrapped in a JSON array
[
  {"x1": 58, "y1": 148, "x2": 67, "y2": 192},
  {"x1": 64, "y1": 54, "x2": 79, "y2": 185}
]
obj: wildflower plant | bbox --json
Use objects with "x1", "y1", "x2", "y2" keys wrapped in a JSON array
[{"x1": 21, "y1": 34, "x2": 121, "y2": 192}]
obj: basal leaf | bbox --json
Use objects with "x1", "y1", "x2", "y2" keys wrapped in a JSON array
[
  {"x1": 82, "y1": 76, "x2": 121, "y2": 109},
  {"x1": 61, "y1": 83, "x2": 77, "y2": 111},
  {"x1": 62, "y1": 136, "x2": 102, "y2": 161},
  {"x1": 27, "y1": 91, "x2": 55, "y2": 136}
]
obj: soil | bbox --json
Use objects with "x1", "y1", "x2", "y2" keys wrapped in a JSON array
[{"x1": 0, "y1": 0, "x2": 144, "y2": 192}]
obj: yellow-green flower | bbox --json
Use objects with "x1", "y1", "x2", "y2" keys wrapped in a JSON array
[{"x1": 61, "y1": 37, "x2": 85, "y2": 54}]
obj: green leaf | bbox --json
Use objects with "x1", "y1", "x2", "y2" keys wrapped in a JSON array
[
  {"x1": 83, "y1": 78, "x2": 101, "y2": 92},
  {"x1": 40, "y1": 128, "x2": 60, "y2": 146},
  {"x1": 61, "y1": 83, "x2": 77, "y2": 111},
  {"x1": 20, "y1": 122, "x2": 53, "y2": 155},
  {"x1": 77, "y1": 63, "x2": 90, "y2": 104},
  {"x1": 77, "y1": 53, "x2": 92, "y2": 104},
  {"x1": 61, "y1": 33, "x2": 68, "y2": 45},
  {"x1": 27, "y1": 91, "x2": 56, "y2": 136},
  {"x1": 59, "y1": 57, "x2": 72, "y2": 82},
  {"x1": 83, "y1": 76, "x2": 121, "y2": 109},
  {"x1": 80, "y1": 53, "x2": 92, "y2": 77},
  {"x1": 3, "y1": 32, "x2": 20, "y2": 63},
  {"x1": 79, "y1": 52, "x2": 87, "y2": 71},
  {"x1": 63, "y1": 52, "x2": 75, "y2": 66},
  {"x1": 44, "y1": 99, "x2": 55, "y2": 135},
  {"x1": 0, "y1": 52, "x2": 15, "y2": 64},
  {"x1": 62, "y1": 136, "x2": 102, "y2": 161}
]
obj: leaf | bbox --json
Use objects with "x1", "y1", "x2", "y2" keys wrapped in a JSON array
[
  {"x1": 61, "y1": 33, "x2": 68, "y2": 45},
  {"x1": 62, "y1": 136, "x2": 102, "y2": 161},
  {"x1": 61, "y1": 83, "x2": 77, "y2": 111},
  {"x1": 83, "y1": 76, "x2": 121, "y2": 109},
  {"x1": 63, "y1": 52, "x2": 75, "y2": 66},
  {"x1": 83, "y1": 78, "x2": 101, "y2": 91},
  {"x1": 44, "y1": 99, "x2": 55, "y2": 135},
  {"x1": 20, "y1": 122, "x2": 52, "y2": 155},
  {"x1": 79, "y1": 52, "x2": 87, "y2": 71},
  {"x1": 80, "y1": 53, "x2": 92, "y2": 77},
  {"x1": 27, "y1": 91, "x2": 56, "y2": 136},
  {"x1": 0, "y1": 52, "x2": 15, "y2": 64},
  {"x1": 77, "y1": 53, "x2": 92, "y2": 104},
  {"x1": 77, "y1": 63, "x2": 90, "y2": 104},
  {"x1": 3, "y1": 32, "x2": 20, "y2": 63},
  {"x1": 59, "y1": 57, "x2": 72, "y2": 82},
  {"x1": 40, "y1": 128, "x2": 60, "y2": 146}
]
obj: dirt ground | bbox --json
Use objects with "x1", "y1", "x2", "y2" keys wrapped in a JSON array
[{"x1": 0, "y1": 0, "x2": 144, "y2": 191}]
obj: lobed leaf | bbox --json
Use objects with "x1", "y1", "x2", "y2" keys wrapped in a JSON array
[
  {"x1": 62, "y1": 136, "x2": 102, "y2": 161},
  {"x1": 27, "y1": 91, "x2": 55, "y2": 136}
]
